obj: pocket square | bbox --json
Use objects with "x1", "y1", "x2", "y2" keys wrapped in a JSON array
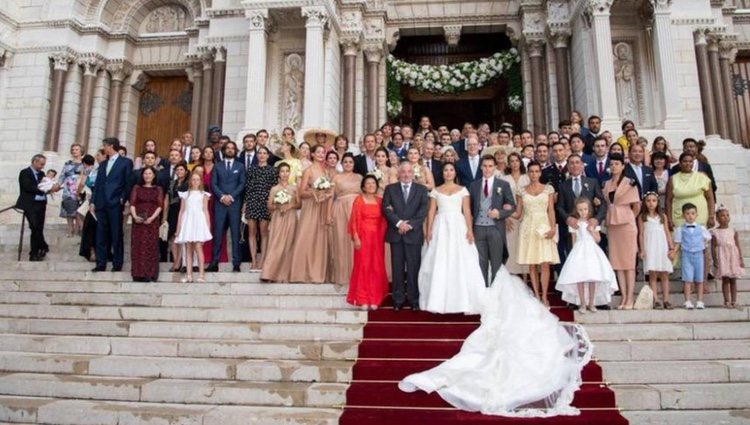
[{"x1": 233, "y1": 170, "x2": 239, "y2": 174}]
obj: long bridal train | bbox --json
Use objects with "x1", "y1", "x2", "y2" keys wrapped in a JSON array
[{"x1": 399, "y1": 266, "x2": 593, "y2": 418}]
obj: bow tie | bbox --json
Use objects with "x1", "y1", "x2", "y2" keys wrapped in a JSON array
[{"x1": 686, "y1": 225, "x2": 695, "y2": 228}]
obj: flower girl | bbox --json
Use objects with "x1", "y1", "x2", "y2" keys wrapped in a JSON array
[
  {"x1": 711, "y1": 206, "x2": 745, "y2": 309},
  {"x1": 174, "y1": 172, "x2": 213, "y2": 283},
  {"x1": 638, "y1": 192, "x2": 676, "y2": 309},
  {"x1": 555, "y1": 198, "x2": 618, "y2": 312}
]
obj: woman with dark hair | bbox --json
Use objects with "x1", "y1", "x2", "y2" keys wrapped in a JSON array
[
  {"x1": 333, "y1": 135, "x2": 350, "y2": 173},
  {"x1": 372, "y1": 147, "x2": 394, "y2": 195},
  {"x1": 604, "y1": 153, "x2": 641, "y2": 309},
  {"x1": 77, "y1": 153, "x2": 98, "y2": 261},
  {"x1": 129, "y1": 166, "x2": 163, "y2": 282},
  {"x1": 281, "y1": 127, "x2": 296, "y2": 143},
  {"x1": 298, "y1": 142, "x2": 313, "y2": 171},
  {"x1": 59, "y1": 143, "x2": 85, "y2": 236},
  {"x1": 200, "y1": 146, "x2": 228, "y2": 264},
  {"x1": 347, "y1": 174, "x2": 388, "y2": 308},
  {"x1": 666, "y1": 151, "x2": 715, "y2": 230},
  {"x1": 261, "y1": 162, "x2": 300, "y2": 282},
  {"x1": 651, "y1": 151, "x2": 670, "y2": 210},
  {"x1": 187, "y1": 146, "x2": 202, "y2": 172},
  {"x1": 243, "y1": 146, "x2": 278, "y2": 271},
  {"x1": 133, "y1": 139, "x2": 161, "y2": 170},
  {"x1": 164, "y1": 162, "x2": 189, "y2": 272},
  {"x1": 406, "y1": 146, "x2": 435, "y2": 190},
  {"x1": 327, "y1": 153, "x2": 363, "y2": 285},
  {"x1": 502, "y1": 152, "x2": 530, "y2": 276},
  {"x1": 651, "y1": 136, "x2": 677, "y2": 165}
]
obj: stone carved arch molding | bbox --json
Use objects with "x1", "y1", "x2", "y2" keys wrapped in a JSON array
[{"x1": 94, "y1": 0, "x2": 203, "y2": 34}]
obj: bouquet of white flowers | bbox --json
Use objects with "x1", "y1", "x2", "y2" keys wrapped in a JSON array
[
  {"x1": 368, "y1": 169, "x2": 384, "y2": 182},
  {"x1": 313, "y1": 176, "x2": 332, "y2": 190},
  {"x1": 413, "y1": 166, "x2": 422, "y2": 180},
  {"x1": 273, "y1": 189, "x2": 292, "y2": 205}
]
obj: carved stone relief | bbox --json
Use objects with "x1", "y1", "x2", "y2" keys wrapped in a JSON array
[
  {"x1": 282, "y1": 53, "x2": 305, "y2": 131},
  {"x1": 613, "y1": 41, "x2": 639, "y2": 123},
  {"x1": 141, "y1": 5, "x2": 189, "y2": 33}
]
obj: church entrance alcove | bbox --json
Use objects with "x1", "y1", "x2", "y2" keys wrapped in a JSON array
[
  {"x1": 389, "y1": 31, "x2": 522, "y2": 130},
  {"x1": 135, "y1": 75, "x2": 192, "y2": 157}
]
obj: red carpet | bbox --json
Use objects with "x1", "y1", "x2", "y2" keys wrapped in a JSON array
[{"x1": 340, "y1": 294, "x2": 629, "y2": 425}]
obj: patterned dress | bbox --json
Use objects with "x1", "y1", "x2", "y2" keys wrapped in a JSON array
[
  {"x1": 711, "y1": 227, "x2": 744, "y2": 279},
  {"x1": 129, "y1": 185, "x2": 163, "y2": 281},
  {"x1": 59, "y1": 160, "x2": 83, "y2": 217},
  {"x1": 244, "y1": 165, "x2": 278, "y2": 221}
]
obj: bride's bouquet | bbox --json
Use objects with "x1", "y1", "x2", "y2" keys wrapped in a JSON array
[
  {"x1": 368, "y1": 169, "x2": 384, "y2": 182},
  {"x1": 313, "y1": 176, "x2": 332, "y2": 190},
  {"x1": 273, "y1": 189, "x2": 292, "y2": 205}
]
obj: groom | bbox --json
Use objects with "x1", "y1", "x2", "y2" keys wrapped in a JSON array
[
  {"x1": 382, "y1": 162, "x2": 429, "y2": 311},
  {"x1": 470, "y1": 155, "x2": 515, "y2": 286}
]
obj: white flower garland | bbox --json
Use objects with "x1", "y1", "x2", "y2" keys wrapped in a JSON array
[{"x1": 389, "y1": 49, "x2": 520, "y2": 95}]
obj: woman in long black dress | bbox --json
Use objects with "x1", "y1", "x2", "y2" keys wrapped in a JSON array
[
  {"x1": 243, "y1": 146, "x2": 278, "y2": 271},
  {"x1": 164, "y1": 162, "x2": 189, "y2": 272},
  {"x1": 129, "y1": 166, "x2": 164, "y2": 282}
]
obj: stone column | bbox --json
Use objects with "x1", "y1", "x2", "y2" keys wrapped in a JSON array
[
  {"x1": 211, "y1": 47, "x2": 226, "y2": 129},
  {"x1": 588, "y1": 0, "x2": 620, "y2": 130},
  {"x1": 341, "y1": 39, "x2": 359, "y2": 143},
  {"x1": 719, "y1": 40, "x2": 742, "y2": 144},
  {"x1": 650, "y1": 0, "x2": 684, "y2": 127},
  {"x1": 189, "y1": 61, "x2": 203, "y2": 143},
  {"x1": 44, "y1": 53, "x2": 74, "y2": 152},
  {"x1": 199, "y1": 51, "x2": 214, "y2": 138},
  {"x1": 694, "y1": 29, "x2": 717, "y2": 136},
  {"x1": 105, "y1": 61, "x2": 132, "y2": 139},
  {"x1": 243, "y1": 9, "x2": 269, "y2": 134},
  {"x1": 364, "y1": 44, "x2": 383, "y2": 134},
  {"x1": 527, "y1": 40, "x2": 547, "y2": 137},
  {"x1": 75, "y1": 57, "x2": 103, "y2": 151},
  {"x1": 707, "y1": 34, "x2": 729, "y2": 139},
  {"x1": 551, "y1": 30, "x2": 572, "y2": 124},
  {"x1": 302, "y1": 6, "x2": 328, "y2": 130}
]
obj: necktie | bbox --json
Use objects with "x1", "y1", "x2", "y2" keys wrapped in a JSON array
[
  {"x1": 403, "y1": 184, "x2": 410, "y2": 202},
  {"x1": 558, "y1": 164, "x2": 563, "y2": 172},
  {"x1": 598, "y1": 161, "x2": 604, "y2": 176},
  {"x1": 573, "y1": 178, "x2": 581, "y2": 197},
  {"x1": 245, "y1": 154, "x2": 250, "y2": 169},
  {"x1": 426, "y1": 160, "x2": 430, "y2": 170},
  {"x1": 483, "y1": 178, "x2": 489, "y2": 197},
  {"x1": 170, "y1": 166, "x2": 175, "y2": 179},
  {"x1": 226, "y1": 160, "x2": 231, "y2": 170}
]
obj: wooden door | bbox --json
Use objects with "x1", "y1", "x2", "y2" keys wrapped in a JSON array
[
  {"x1": 135, "y1": 76, "x2": 192, "y2": 157},
  {"x1": 732, "y1": 59, "x2": 750, "y2": 148}
]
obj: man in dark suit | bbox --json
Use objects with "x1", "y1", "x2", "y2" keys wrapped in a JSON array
[
  {"x1": 422, "y1": 141, "x2": 443, "y2": 186},
  {"x1": 469, "y1": 155, "x2": 515, "y2": 286},
  {"x1": 625, "y1": 143, "x2": 658, "y2": 198},
  {"x1": 91, "y1": 137, "x2": 134, "y2": 272},
  {"x1": 382, "y1": 162, "x2": 429, "y2": 311},
  {"x1": 451, "y1": 122, "x2": 475, "y2": 158},
  {"x1": 156, "y1": 149, "x2": 183, "y2": 193},
  {"x1": 238, "y1": 133, "x2": 257, "y2": 171},
  {"x1": 456, "y1": 136, "x2": 482, "y2": 185},
  {"x1": 388, "y1": 132, "x2": 408, "y2": 160},
  {"x1": 16, "y1": 154, "x2": 60, "y2": 261},
  {"x1": 585, "y1": 136, "x2": 611, "y2": 187},
  {"x1": 207, "y1": 141, "x2": 246, "y2": 272},
  {"x1": 541, "y1": 141, "x2": 568, "y2": 193},
  {"x1": 556, "y1": 154, "x2": 607, "y2": 254},
  {"x1": 254, "y1": 129, "x2": 279, "y2": 166},
  {"x1": 354, "y1": 133, "x2": 378, "y2": 177},
  {"x1": 581, "y1": 115, "x2": 602, "y2": 155},
  {"x1": 670, "y1": 138, "x2": 717, "y2": 195}
]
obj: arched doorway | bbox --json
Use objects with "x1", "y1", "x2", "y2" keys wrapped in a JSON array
[{"x1": 389, "y1": 32, "x2": 521, "y2": 130}]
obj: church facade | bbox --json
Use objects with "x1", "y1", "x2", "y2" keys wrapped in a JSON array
[{"x1": 0, "y1": 0, "x2": 749, "y2": 225}]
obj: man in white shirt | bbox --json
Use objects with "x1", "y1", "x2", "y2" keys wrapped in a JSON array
[{"x1": 457, "y1": 135, "x2": 482, "y2": 184}]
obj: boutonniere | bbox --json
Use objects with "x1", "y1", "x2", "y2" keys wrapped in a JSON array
[
  {"x1": 495, "y1": 187, "x2": 502, "y2": 195},
  {"x1": 584, "y1": 182, "x2": 590, "y2": 191},
  {"x1": 593, "y1": 198, "x2": 602, "y2": 207},
  {"x1": 605, "y1": 167, "x2": 611, "y2": 174}
]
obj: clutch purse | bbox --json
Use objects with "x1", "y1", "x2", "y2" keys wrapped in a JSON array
[{"x1": 158, "y1": 222, "x2": 169, "y2": 241}]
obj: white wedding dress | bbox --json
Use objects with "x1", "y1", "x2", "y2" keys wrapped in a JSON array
[
  {"x1": 400, "y1": 267, "x2": 593, "y2": 417},
  {"x1": 418, "y1": 188, "x2": 486, "y2": 314}
]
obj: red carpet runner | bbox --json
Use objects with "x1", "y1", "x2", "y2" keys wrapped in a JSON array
[{"x1": 339, "y1": 295, "x2": 629, "y2": 425}]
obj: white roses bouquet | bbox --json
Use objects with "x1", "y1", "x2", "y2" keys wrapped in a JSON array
[
  {"x1": 413, "y1": 166, "x2": 423, "y2": 180},
  {"x1": 368, "y1": 169, "x2": 384, "y2": 182},
  {"x1": 273, "y1": 189, "x2": 292, "y2": 205},
  {"x1": 313, "y1": 176, "x2": 332, "y2": 190}
]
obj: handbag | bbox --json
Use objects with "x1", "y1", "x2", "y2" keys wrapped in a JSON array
[
  {"x1": 634, "y1": 285, "x2": 654, "y2": 310},
  {"x1": 159, "y1": 222, "x2": 169, "y2": 241}
]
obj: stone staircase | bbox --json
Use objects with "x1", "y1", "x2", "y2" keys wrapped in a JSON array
[
  {"x1": 581, "y1": 283, "x2": 750, "y2": 425},
  {"x1": 0, "y1": 226, "x2": 365, "y2": 424}
]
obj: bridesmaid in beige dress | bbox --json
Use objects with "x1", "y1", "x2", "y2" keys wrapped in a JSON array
[
  {"x1": 603, "y1": 153, "x2": 641, "y2": 310},
  {"x1": 328, "y1": 153, "x2": 363, "y2": 285},
  {"x1": 500, "y1": 152, "x2": 530, "y2": 276},
  {"x1": 373, "y1": 147, "x2": 395, "y2": 194},
  {"x1": 261, "y1": 163, "x2": 300, "y2": 282},
  {"x1": 289, "y1": 145, "x2": 333, "y2": 283}
]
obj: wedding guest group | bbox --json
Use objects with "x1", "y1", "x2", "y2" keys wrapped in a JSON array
[{"x1": 19, "y1": 113, "x2": 743, "y2": 312}]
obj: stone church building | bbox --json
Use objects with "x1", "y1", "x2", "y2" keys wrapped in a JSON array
[{"x1": 0, "y1": 0, "x2": 749, "y2": 227}]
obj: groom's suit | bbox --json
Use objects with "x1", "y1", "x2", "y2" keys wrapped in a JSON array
[
  {"x1": 382, "y1": 181, "x2": 429, "y2": 309},
  {"x1": 469, "y1": 176, "x2": 515, "y2": 287}
]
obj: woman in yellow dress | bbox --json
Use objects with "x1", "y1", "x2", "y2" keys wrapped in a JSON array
[
  {"x1": 275, "y1": 139, "x2": 302, "y2": 185},
  {"x1": 666, "y1": 151, "x2": 715, "y2": 229}
]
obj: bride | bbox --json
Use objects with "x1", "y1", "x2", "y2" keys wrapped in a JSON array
[
  {"x1": 419, "y1": 162, "x2": 486, "y2": 314},
  {"x1": 400, "y1": 266, "x2": 593, "y2": 417}
]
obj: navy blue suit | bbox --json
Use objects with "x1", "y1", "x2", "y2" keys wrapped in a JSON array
[
  {"x1": 585, "y1": 156, "x2": 611, "y2": 188},
  {"x1": 92, "y1": 155, "x2": 134, "y2": 269},
  {"x1": 625, "y1": 163, "x2": 658, "y2": 198},
  {"x1": 211, "y1": 159, "x2": 246, "y2": 266},
  {"x1": 452, "y1": 139, "x2": 468, "y2": 159},
  {"x1": 456, "y1": 156, "x2": 482, "y2": 186},
  {"x1": 425, "y1": 158, "x2": 443, "y2": 187}
]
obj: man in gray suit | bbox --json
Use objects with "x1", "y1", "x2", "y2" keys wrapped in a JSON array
[{"x1": 469, "y1": 155, "x2": 516, "y2": 286}]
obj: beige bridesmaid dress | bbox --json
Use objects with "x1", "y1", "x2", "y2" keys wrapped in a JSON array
[
  {"x1": 261, "y1": 185, "x2": 299, "y2": 282},
  {"x1": 328, "y1": 173, "x2": 363, "y2": 285}
]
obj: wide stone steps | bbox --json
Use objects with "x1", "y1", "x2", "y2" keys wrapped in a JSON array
[
  {"x1": 599, "y1": 360, "x2": 750, "y2": 384},
  {"x1": 594, "y1": 340, "x2": 750, "y2": 361},
  {"x1": 623, "y1": 409, "x2": 750, "y2": 425},
  {"x1": 613, "y1": 383, "x2": 750, "y2": 410},
  {"x1": 0, "y1": 395, "x2": 340, "y2": 425}
]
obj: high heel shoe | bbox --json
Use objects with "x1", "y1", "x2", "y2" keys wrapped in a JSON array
[
  {"x1": 180, "y1": 276, "x2": 193, "y2": 283},
  {"x1": 196, "y1": 276, "x2": 205, "y2": 283}
]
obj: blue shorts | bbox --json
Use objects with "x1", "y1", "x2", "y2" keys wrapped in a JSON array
[{"x1": 681, "y1": 250, "x2": 705, "y2": 283}]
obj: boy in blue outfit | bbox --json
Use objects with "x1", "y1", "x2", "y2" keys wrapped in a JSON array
[{"x1": 673, "y1": 203, "x2": 712, "y2": 309}]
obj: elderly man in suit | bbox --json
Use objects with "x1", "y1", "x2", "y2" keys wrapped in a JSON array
[
  {"x1": 382, "y1": 162, "x2": 429, "y2": 311},
  {"x1": 16, "y1": 154, "x2": 61, "y2": 261},
  {"x1": 206, "y1": 141, "x2": 246, "y2": 272},
  {"x1": 456, "y1": 135, "x2": 483, "y2": 185},
  {"x1": 556, "y1": 154, "x2": 607, "y2": 255},
  {"x1": 91, "y1": 137, "x2": 134, "y2": 272},
  {"x1": 469, "y1": 155, "x2": 515, "y2": 286}
]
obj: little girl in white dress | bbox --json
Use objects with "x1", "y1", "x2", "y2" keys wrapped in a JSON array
[
  {"x1": 175, "y1": 172, "x2": 213, "y2": 282},
  {"x1": 638, "y1": 192, "x2": 675, "y2": 309},
  {"x1": 555, "y1": 198, "x2": 618, "y2": 312}
]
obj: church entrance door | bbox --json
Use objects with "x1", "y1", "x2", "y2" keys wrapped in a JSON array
[{"x1": 135, "y1": 76, "x2": 192, "y2": 157}]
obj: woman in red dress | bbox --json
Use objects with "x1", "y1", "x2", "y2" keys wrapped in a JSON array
[
  {"x1": 347, "y1": 175, "x2": 388, "y2": 309},
  {"x1": 199, "y1": 147, "x2": 228, "y2": 264},
  {"x1": 129, "y1": 166, "x2": 163, "y2": 282}
]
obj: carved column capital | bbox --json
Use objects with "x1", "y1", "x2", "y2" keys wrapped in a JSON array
[
  {"x1": 198, "y1": 47, "x2": 215, "y2": 70},
  {"x1": 549, "y1": 28, "x2": 571, "y2": 49},
  {"x1": 587, "y1": 0, "x2": 614, "y2": 14},
  {"x1": 246, "y1": 9, "x2": 268, "y2": 31},
  {"x1": 526, "y1": 39, "x2": 546, "y2": 58},
  {"x1": 707, "y1": 32, "x2": 723, "y2": 51},
  {"x1": 105, "y1": 60, "x2": 133, "y2": 81},
  {"x1": 363, "y1": 43, "x2": 384, "y2": 63},
  {"x1": 693, "y1": 28, "x2": 710, "y2": 46},
  {"x1": 50, "y1": 52, "x2": 75, "y2": 71},
  {"x1": 78, "y1": 56, "x2": 104, "y2": 77},
  {"x1": 719, "y1": 39, "x2": 738, "y2": 62},
  {"x1": 649, "y1": 0, "x2": 672, "y2": 13},
  {"x1": 302, "y1": 6, "x2": 328, "y2": 29},
  {"x1": 341, "y1": 38, "x2": 360, "y2": 56},
  {"x1": 213, "y1": 47, "x2": 226, "y2": 63},
  {"x1": 443, "y1": 25, "x2": 462, "y2": 46}
]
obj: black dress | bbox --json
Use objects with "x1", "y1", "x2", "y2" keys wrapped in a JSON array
[
  {"x1": 167, "y1": 178, "x2": 189, "y2": 239},
  {"x1": 243, "y1": 165, "x2": 278, "y2": 221}
]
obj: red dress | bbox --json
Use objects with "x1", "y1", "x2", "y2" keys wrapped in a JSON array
[
  {"x1": 346, "y1": 195, "x2": 388, "y2": 306},
  {"x1": 129, "y1": 185, "x2": 163, "y2": 281},
  {"x1": 202, "y1": 168, "x2": 229, "y2": 263}
]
